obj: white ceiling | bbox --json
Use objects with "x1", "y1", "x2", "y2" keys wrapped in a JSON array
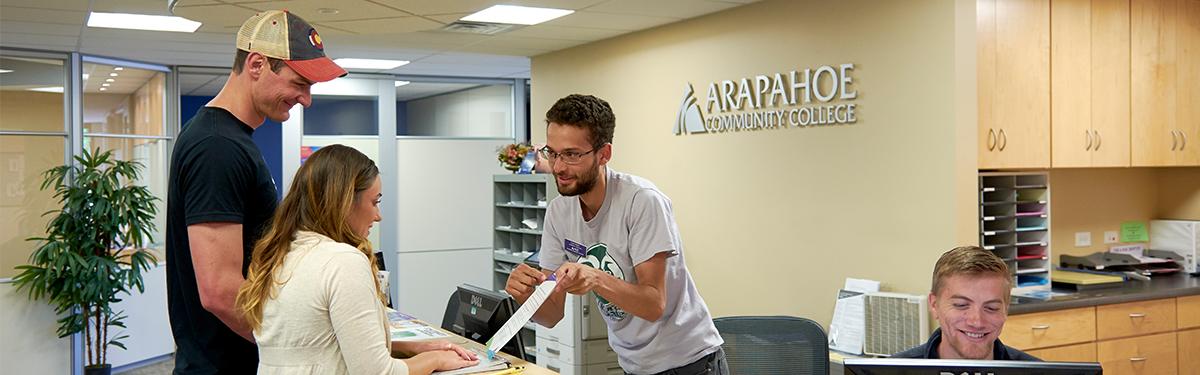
[{"x1": 0, "y1": 0, "x2": 759, "y2": 81}]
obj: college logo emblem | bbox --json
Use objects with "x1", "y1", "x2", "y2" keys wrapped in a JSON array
[
  {"x1": 308, "y1": 29, "x2": 324, "y2": 50},
  {"x1": 579, "y1": 243, "x2": 628, "y2": 321},
  {"x1": 674, "y1": 83, "x2": 707, "y2": 135}
]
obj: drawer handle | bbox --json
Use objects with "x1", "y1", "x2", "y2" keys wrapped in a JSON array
[
  {"x1": 1031, "y1": 324, "x2": 1051, "y2": 330},
  {"x1": 1128, "y1": 313, "x2": 1146, "y2": 318},
  {"x1": 548, "y1": 365, "x2": 561, "y2": 372},
  {"x1": 1130, "y1": 357, "x2": 1147, "y2": 362},
  {"x1": 546, "y1": 347, "x2": 561, "y2": 355}
]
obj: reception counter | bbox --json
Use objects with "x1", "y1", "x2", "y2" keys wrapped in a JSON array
[{"x1": 1001, "y1": 273, "x2": 1200, "y2": 374}]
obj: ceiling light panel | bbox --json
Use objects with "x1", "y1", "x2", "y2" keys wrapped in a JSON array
[
  {"x1": 88, "y1": 12, "x2": 202, "y2": 33},
  {"x1": 333, "y1": 58, "x2": 410, "y2": 70},
  {"x1": 460, "y1": 5, "x2": 574, "y2": 26}
]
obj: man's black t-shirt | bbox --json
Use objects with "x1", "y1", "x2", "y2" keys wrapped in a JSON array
[{"x1": 166, "y1": 107, "x2": 278, "y2": 374}]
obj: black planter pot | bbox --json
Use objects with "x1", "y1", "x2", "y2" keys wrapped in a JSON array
[{"x1": 84, "y1": 364, "x2": 112, "y2": 375}]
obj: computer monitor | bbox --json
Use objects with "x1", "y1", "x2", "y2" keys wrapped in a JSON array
[
  {"x1": 844, "y1": 358, "x2": 1102, "y2": 375},
  {"x1": 447, "y1": 284, "x2": 526, "y2": 360}
]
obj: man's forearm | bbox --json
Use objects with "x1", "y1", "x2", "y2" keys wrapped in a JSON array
[
  {"x1": 203, "y1": 278, "x2": 255, "y2": 342},
  {"x1": 594, "y1": 274, "x2": 665, "y2": 322}
]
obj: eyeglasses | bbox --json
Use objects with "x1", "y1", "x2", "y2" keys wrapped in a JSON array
[{"x1": 538, "y1": 146, "x2": 598, "y2": 165}]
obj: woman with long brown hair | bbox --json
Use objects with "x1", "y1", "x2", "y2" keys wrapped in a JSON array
[{"x1": 237, "y1": 144, "x2": 477, "y2": 374}]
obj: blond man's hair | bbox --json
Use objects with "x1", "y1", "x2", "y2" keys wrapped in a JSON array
[{"x1": 931, "y1": 246, "x2": 1012, "y2": 296}]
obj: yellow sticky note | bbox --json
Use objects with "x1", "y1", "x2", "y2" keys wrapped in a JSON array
[{"x1": 1120, "y1": 221, "x2": 1149, "y2": 243}]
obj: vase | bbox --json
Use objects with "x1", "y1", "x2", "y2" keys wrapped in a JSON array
[
  {"x1": 503, "y1": 164, "x2": 520, "y2": 173},
  {"x1": 85, "y1": 364, "x2": 112, "y2": 375}
]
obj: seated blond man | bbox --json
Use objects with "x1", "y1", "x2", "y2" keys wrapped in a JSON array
[{"x1": 893, "y1": 246, "x2": 1040, "y2": 361}]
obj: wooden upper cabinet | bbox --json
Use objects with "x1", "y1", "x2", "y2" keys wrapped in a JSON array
[
  {"x1": 979, "y1": 0, "x2": 1052, "y2": 169},
  {"x1": 1091, "y1": 0, "x2": 1135, "y2": 166},
  {"x1": 1178, "y1": 0, "x2": 1199, "y2": 165},
  {"x1": 1132, "y1": 0, "x2": 1199, "y2": 166},
  {"x1": 1051, "y1": 0, "x2": 1132, "y2": 168},
  {"x1": 1052, "y1": 0, "x2": 1095, "y2": 168}
]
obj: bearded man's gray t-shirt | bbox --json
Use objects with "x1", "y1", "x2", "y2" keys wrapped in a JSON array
[{"x1": 539, "y1": 168, "x2": 723, "y2": 374}]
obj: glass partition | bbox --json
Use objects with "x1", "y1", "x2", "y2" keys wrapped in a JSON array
[
  {"x1": 0, "y1": 52, "x2": 68, "y2": 278},
  {"x1": 82, "y1": 61, "x2": 169, "y2": 251}
]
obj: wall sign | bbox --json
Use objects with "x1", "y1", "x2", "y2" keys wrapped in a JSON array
[{"x1": 675, "y1": 63, "x2": 859, "y2": 135}]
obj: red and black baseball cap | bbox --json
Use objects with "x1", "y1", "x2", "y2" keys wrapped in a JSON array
[{"x1": 236, "y1": 10, "x2": 347, "y2": 82}]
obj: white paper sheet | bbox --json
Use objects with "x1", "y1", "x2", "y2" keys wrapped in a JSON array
[
  {"x1": 485, "y1": 279, "x2": 557, "y2": 357},
  {"x1": 828, "y1": 290, "x2": 866, "y2": 355}
]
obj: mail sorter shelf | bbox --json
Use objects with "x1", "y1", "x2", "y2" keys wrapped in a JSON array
[
  {"x1": 493, "y1": 174, "x2": 559, "y2": 363},
  {"x1": 494, "y1": 174, "x2": 556, "y2": 292},
  {"x1": 979, "y1": 172, "x2": 1051, "y2": 293}
]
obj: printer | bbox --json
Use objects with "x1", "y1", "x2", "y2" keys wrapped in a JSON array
[{"x1": 1151, "y1": 220, "x2": 1200, "y2": 274}]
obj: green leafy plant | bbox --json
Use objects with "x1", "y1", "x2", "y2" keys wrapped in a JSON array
[{"x1": 11, "y1": 148, "x2": 159, "y2": 369}]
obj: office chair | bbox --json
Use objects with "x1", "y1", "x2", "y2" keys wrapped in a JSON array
[
  {"x1": 440, "y1": 289, "x2": 460, "y2": 331},
  {"x1": 713, "y1": 315, "x2": 829, "y2": 375}
]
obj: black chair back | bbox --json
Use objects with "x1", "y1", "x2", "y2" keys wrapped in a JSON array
[
  {"x1": 713, "y1": 315, "x2": 829, "y2": 375},
  {"x1": 440, "y1": 289, "x2": 460, "y2": 331}
]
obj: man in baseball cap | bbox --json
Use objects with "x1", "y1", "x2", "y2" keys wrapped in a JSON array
[
  {"x1": 165, "y1": 10, "x2": 344, "y2": 374},
  {"x1": 236, "y1": 9, "x2": 347, "y2": 83}
]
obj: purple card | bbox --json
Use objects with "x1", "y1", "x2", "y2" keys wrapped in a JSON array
[{"x1": 564, "y1": 239, "x2": 587, "y2": 257}]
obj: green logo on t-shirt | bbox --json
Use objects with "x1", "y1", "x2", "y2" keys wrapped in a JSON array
[{"x1": 580, "y1": 243, "x2": 628, "y2": 321}]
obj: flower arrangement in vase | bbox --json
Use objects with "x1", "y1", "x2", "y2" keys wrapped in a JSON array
[{"x1": 496, "y1": 143, "x2": 535, "y2": 172}]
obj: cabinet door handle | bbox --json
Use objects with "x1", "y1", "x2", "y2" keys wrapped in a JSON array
[
  {"x1": 1182, "y1": 130, "x2": 1188, "y2": 150},
  {"x1": 1031, "y1": 324, "x2": 1051, "y2": 330},
  {"x1": 1085, "y1": 129, "x2": 1093, "y2": 151},
  {"x1": 1130, "y1": 357, "x2": 1147, "y2": 362},
  {"x1": 999, "y1": 129, "x2": 1008, "y2": 151},
  {"x1": 1172, "y1": 130, "x2": 1179, "y2": 151},
  {"x1": 988, "y1": 128, "x2": 996, "y2": 151},
  {"x1": 1128, "y1": 313, "x2": 1146, "y2": 318},
  {"x1": 1094, "y1": 130, "x2": 1101, "y2": 151}
]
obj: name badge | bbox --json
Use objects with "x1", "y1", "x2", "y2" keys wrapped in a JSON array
[{"x1": 564, "y1": 239, "x2": 587, "y2": 257}]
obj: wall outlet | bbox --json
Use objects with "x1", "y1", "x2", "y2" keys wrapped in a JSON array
[
  {"x1": 1075, "y1": 232, "x2": 1092, "y2": 247},
  {"x1": 1104, "y1": 231, "x2": 1120, "y2": 244}
]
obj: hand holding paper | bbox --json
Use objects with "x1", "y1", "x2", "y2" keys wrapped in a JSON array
[{"x1": 486, "y1": 276, "x2": 557, "y2": 359}]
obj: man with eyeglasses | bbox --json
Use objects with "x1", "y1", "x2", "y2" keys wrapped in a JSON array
[{"x1": 505, "y1": 94, "x2": 727, "y2": 375}]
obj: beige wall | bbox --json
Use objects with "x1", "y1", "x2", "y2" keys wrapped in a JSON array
[
  {"x1": 531, "y1": 0, "x2": 978, "y2": 327},
  {"x1": 1157, "y1": 168, "x2": 1200, "y2": 220}
]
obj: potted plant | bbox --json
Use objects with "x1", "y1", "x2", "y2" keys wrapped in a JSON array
[
  {"x1": 497, "y1": 142, "x2": 535, "y2": 172},
  {"x1": 11, "y1": 148, "x2": 159, "y2": 375}
]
